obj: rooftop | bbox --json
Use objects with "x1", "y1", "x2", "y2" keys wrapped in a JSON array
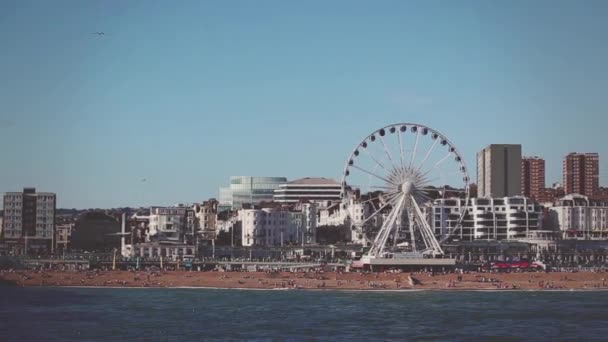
[{"x1": 287, "y1": 177, "x2": 339, "y2": 186}]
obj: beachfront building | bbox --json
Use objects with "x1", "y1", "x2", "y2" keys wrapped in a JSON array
[
  {"x1": 133, "y1": 242, "x2": 197, "y2": 260},
  {"x1": 55, "y1": 223, "x2": 74, "y2": 253},
  {"x1": 2, "y1": 188, "x2": 56, "y2": 253},
  {"x1": 219, "y1": 176, "x2": 287, "y2": 210},
  {"x1": 147, "y1": 206, "x2": 195, "y2": 243},
  {"x1": 129, "y1": 214, "x2": 151, "y2": 244},
  {"x1": 132, "y1": 205, "x2": 197, "y2": 259},
  {"x1": 236, "y1": 202, "x2": 320, "y2": 247},
  {"x1": 289, "y1": 203, "x2": 318, "y2": 245},
  {"x1": 273, "y1": 177, "x2": 341, "y2": 207},
  {"x1": 431, "y1": 196, "x2": 542, "y2": 241},
  {"x1": 238, "y1": 207, "x2": 296, "y2": 246},
  {"x1": 193, "y1": 199, "x2": 218, "y2": 240},
  {"x1": 549, "y1": 194, "x2": 608, "y2": 239},
  {"x1": 317, "y1": 196, "x2": 376, "y2": 244}
]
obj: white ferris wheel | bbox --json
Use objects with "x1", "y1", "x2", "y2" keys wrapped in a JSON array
[{"x1": 340, "y1": 123, "x2": 470, "y2": 258}]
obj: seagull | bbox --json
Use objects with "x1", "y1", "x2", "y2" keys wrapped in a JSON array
[
  {"x1": 91, "y1": 32, "x2": 105, "y2": 36},
  {"x1": 140, "y1": 178, "x2": 147, "y2": 182}
]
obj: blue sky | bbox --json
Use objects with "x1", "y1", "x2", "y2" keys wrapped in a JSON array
[{"x1": 1, "y1": 0, "x2": 607, "y2": 209}]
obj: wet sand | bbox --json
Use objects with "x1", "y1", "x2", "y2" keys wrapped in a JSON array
[{"x1": 3, "y1": 270, "x2": 608, "y2": 291}]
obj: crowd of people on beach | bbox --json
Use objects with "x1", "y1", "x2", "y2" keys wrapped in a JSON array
[{"x1": 5, "y1": 265, "x2": 608, "y2": 291}]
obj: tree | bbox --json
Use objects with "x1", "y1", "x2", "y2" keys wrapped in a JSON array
[
  {"x1": 316, "y1": 225, "x2": 349, "y2": 244},
  {"x1": 70, "y1": 212, "x2": 121, "y2": 252}
]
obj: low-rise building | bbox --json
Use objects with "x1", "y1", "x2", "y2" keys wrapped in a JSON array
[
  {"x1": 193, "y1": 199, "x2": 218, "y2": 240},
  {"x1": 129, "y1": 214, "x2": 151, "y2": 244},
  {"x1": 133, "y1": 243, "x2": 196, "y2": 260},
  {"x1": 318, "y1": 196, "x2": 375, "y2": 244},
  {"x1": 55, "y1": 223, "x2": 74, "y2": 252},
  {"x1": 289, "y1": 203, "x2": 317, "y2": 245},
  {"x1": 431, "y1": 196, "x2": 542, "y2": 241},
  {"x1": 273, "y1": 177, "x2": 341, "y2": 207},
  {"x1": 236, "y1": 202, "x2": 319, "y2": 247},
  {"x1": 549, "y1": 194, "x2": 608, "y2": 239},
  {"x1": 239, "y1": 207, "x2": 295, "y2": 246},
  {"x1": 147, "y1": 206, "x2": 194, "y2": 243}
]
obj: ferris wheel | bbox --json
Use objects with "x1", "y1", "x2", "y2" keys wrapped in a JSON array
[{"x1": 340, "y1": 123, "x2": 470, "y2": 258}]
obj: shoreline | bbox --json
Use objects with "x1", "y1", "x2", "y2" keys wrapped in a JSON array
[
  {"x1": 18, "y1": 285, "x2": 608, "y2": 292},
  {"x1": 4, "y1": 270, "x2": 608, "y2": 292}
]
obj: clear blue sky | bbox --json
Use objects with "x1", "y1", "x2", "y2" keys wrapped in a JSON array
[{"x1": 1, "y1": 0, "x2": 607, "y2": 209}]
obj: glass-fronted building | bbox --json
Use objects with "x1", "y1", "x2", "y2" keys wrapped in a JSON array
[{"x1": 219, "y1": 176, "x2": 287, "y2": 209}]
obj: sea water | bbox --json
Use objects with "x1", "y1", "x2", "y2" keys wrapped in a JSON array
[{"x1": 1, "y1": 287, "x2": 607, "y2": 341}]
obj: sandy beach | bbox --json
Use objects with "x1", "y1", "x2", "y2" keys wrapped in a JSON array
[{"x1": 3, "y1": 269, "x2": 608, "y2": 291}]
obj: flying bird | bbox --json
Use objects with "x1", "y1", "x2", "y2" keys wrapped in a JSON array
[{"x1": 91, "y1": 32, "x2": 105, "y2": 36}]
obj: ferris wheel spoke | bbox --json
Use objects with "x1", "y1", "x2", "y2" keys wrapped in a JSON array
[
  {"x1": 359, "y1": 194, "x2": 401, "y2": 226},
  {"x1": 351, "y1": 165, "x2": 396, "y2": 185},
  {"x1": 414, "y1": 195, "x2": 432, "y2": 207},
  {"x1": 398, "y1": 130, "x2": 405, "y2": 168},
  {"x1": 367, "y1": 164, "x2": 383, "y2": 193},
  {"x1": 416, "y1": 138, "x2": 439, "y2": 173},
  {"x1": 409, "y1": 130, "x2": 420, "y2": 168},
  {"x1": 360, "y1": 147, "x2": 390, "y2": 172},
  {"x1": 419, "y1": 187, "x2": 467, "y2": 193},
  {"x1": 435, "y1": 170, "x2": 466, "y2": 192},
  {"x1": 369, "y1": 185, "x2": 396, "y2": 190},
  {"x1": 417, "y1": 177, "x2": 442, "y2": 188},
  {"x1": 379, "y1": 136, "x2": 398, "y2": 170},
  {"x1": 358, "y1": 190, "x2": 400, "y2": 205},
  {"x1": 414, "y1": 191, "x2": 432, "y2": 202},
  {"x1": 380, "y1": 191, "x2": 403, "y2": 204},
  {"x1": 419, "y1": 152, "x2": 453, "y2": 179}
]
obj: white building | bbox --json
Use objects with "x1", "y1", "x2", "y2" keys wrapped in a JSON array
[
  {"x1": 318, "y1": 203, "x2": 343, "y2": 227},
  {"x1": 216, "y1": 219, "x2": 235, "y2": 234},
  {"x1": 148, "y1": 206, "x2": 194, "y2": 243},
  {"x1": 192, "y1": 199, "x2": 218, "y2": 240},
  {"x1": 431, "y1": 196, "x2": 542, "y2": 241},
  {"x1": 55, "y1": 223, "x2": 74, "y2": 252},
  {"x1": 317, "y1": 197, "x2": 374, "y2": 244},
  {"x1": 236, "y1": 202, "x2": 319, "y2": 247},
  {"x1": 273, "y1": 177, "x2": 341, "y2": 207},
  {"x1": 550, "y1": 194, "x2": 608, "y2": 239},
  {"x1": 290, "y1": 203, "x2": 317, "y2": 245},
  {"x1": 239, "y1": 207, "x2": 296, "y2": 246}
]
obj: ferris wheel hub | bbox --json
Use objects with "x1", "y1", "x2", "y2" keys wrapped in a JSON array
[{"x1": 401, "y1": 181, "x2": 415, "y2": 195}]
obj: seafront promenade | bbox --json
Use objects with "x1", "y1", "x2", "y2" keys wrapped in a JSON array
[{"x1": 3, "y1": 269, "x2": 608, "y2": 291}]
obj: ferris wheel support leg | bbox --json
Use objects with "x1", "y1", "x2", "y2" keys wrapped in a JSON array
[
  {"x1": 376, "y1": 196, "x2": 404, "y2": 256},
  {"x1": 407, "y1": 213, "x2": 417, "y2": 252},
  {"x1": 412, "y1": 196, "x2": 444, "y2": 256},
  {"x1": 368, "y1": 195, "x2": 403, "y2": 257}
]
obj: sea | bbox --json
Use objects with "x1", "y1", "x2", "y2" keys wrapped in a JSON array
[{"x1": 1, "y1": 287, "x2": 608, "y2": 341}]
